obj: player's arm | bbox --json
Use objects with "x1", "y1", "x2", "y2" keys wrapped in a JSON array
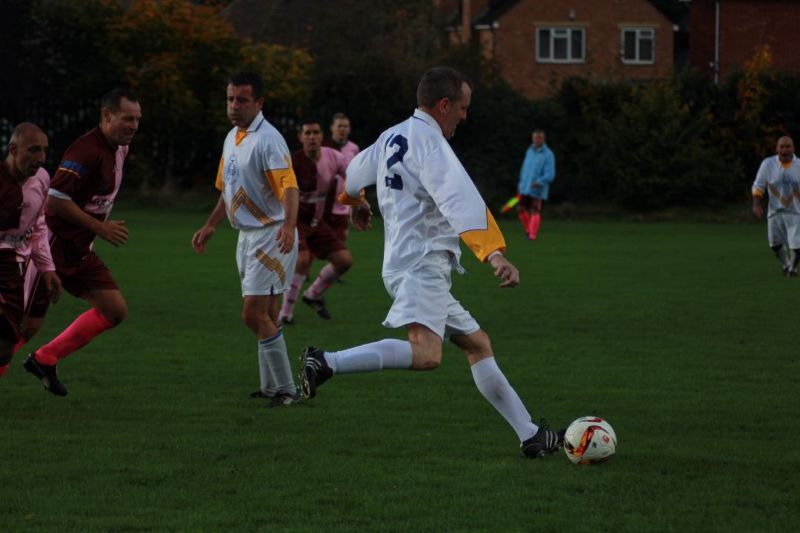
[
  {"x1": 191, "y1": 194, "x2": 226, "y2": 253},
  {"x1": 540, "y1": 150, "x2": 556, "y2": 184},
  {"x1": 277, "y1": 187, "x2": 298, "y2": 254},
  {"x1": 30, "y1": 209, "x2": 61, "y2": 302},
  {"x1": 46, "y1": 195, "x2": 128, "y2": 246},
  {"x1": 752, "y1": 160, "x2": 768, "y2": 219},
  {"x1": 342, "y1": 143, "x2": 379, "y2": 230}
]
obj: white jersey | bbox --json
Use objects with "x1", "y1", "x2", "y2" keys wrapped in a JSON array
[
  {"x1": 752, "y1": 154, "x2": 800, "y2": 217},
  {"x1": 346, "y1": 108, "x2": 504, "y2": 276},
  {"x1": 216, "y1": 112, "x2": 297, "y2": 230}
]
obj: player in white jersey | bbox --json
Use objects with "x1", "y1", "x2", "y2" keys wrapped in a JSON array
[
  {"x1": 752, "y1": 135, "x2": 800, "y2": 276},
  {"x1": 299, "y1": 67, "x2": 564, "y2": 458},
  {"x1": 192, "y1": 72, "x2": 301, "y2": 406}
]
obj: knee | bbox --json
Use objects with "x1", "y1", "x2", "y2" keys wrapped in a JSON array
[
  {"x1": 102, "y1": 303, "x2": 128, "y2": 326},
  {"x1": 241, "y1": 309, "x2": 259, "y2": 333},
  {"x1": 411, "y1": 344, "x2": 442, "y2": 371},
  {"x1": 332, "y1": 253, "x2": 352, "y2": 275}
]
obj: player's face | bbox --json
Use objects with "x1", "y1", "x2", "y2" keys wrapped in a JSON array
[
  {"x1": 299, "y1": 123, "x2": 323, "y2": 154},
  {"x1": 330, "y1": 118, "x2": 350, "y2": 142},
  {"x1": 103, "y1": 98, "x2": 142, "y2": 146},
  {"x1": 532, "y1": 132, "x2": 545, "y2": 148},
  {"x1": 10, "y1": 130, "x2": 48, "y2": 178},
  {"x1": 440, "y1": 83, "x2": 471, "y2": 139},
  {"x1": 227, "y1": 84, "x2": 263, "y2": 129},
  {"x1": 777, "y1": 137, "x2": 794, "y2": 163}
]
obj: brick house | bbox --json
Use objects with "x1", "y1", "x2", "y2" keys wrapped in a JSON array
[
  {"x1": 442, "y1": 0, "x2": 678, "y2": 99},
  {"x1": 688, "y1": 0, "x2": 800, "y2": 81}
]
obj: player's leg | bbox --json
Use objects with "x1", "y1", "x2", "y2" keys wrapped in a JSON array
[
  {"x1": 0, "y1": 255, "x2": 25, "y2": 376},
  {"x1": 299, "y1": 255, "x2": 450, "y2": 398},
  {"x1": 243, "y1": 294, "x2": 298, "y2": 403},
  {"x1": 304, "y1": 248, "x2": 352, "y2": 305},
  {"x1": 34, "y1": 288, "x2": 123, "y2": 367},
  {"x1": 279, "y1": 248, "x2": 311, "y2": 324},
  {"x1": 785, "y1": 213, "x2": 800, "y2": 277},
  {"x1": 451, "y1": 329, "x2": 563, "y2": 458},
  {"x1": 768, "y1": 214, "x2": 791, "y2": 275},
  {"x1": 527, "y1": 197, "x2": 543, "y2": 240},
  {"x1": 516, "y1": 197, "x2": 531, "y2": 235},
  {"x1": 241, "y1": 226, "x2": 299, "y2": 405}
]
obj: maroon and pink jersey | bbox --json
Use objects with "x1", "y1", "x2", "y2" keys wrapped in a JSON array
[
  {"x1": 47, "y1": 127, "x2": 128, "y2": 266},
  {"x1": 0, "y1": 165, "x2": 54, "y2": 271},
  {"x1": 323, "y1": 139, "x2": 359, "y2": 216},
  {"x1": 291, "y1": 147, "x2": 348, "y2": 224}
]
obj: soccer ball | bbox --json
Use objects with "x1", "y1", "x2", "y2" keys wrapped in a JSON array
[{"x1": 563, "y1": 416, "x2": 617, "y2": 465}]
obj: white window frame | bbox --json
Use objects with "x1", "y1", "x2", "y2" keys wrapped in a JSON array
[
  {"x1": 536, "y1": 27, "x2": 585, "y2": 64},
  {"x1": 621, "y1": 27, "x2": 655, "y2": 65}
]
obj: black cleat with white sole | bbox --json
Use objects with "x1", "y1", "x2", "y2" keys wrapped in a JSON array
[{"x1": 299, "y1": 346, "x2": 332, "y2": 399}]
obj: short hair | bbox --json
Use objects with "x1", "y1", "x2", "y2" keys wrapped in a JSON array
[
  {"x1": 330, "y1": 112, "x2": 350, "y2": 124},
  {"x1": 297, "y1": 116, "x2": 322, "y2": 131},
  {"x1": 228, "y1": 71, "x2": 264, "y2": 99},
  {"x1": 9, "y1": 122, "x2": 45, "y2": 146},
  {"x1": 101, "y1": 88, "x2": 139, "y2": 113},
  {"x1": 416, "y1": 67, "x2": 471, "y2": 109}
]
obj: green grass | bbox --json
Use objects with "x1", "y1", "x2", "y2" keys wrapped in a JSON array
[{"x1": 1, "y1": 206, "x2": 797, "y2": 532}]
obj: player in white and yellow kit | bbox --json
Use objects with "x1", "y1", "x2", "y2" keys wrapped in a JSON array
[
  {"x1": 752, "y1": 136, "x2": 800, "y2": 277},
  {"x1": 192, "y1": 72, "x2": 301, "y2": 406},
  {"x1": 300, "y1": 67, "x2": 564, "y2": 457}
]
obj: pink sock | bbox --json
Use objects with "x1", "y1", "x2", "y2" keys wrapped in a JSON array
[
  {"x1": 0, "y1": 364, "x2": 8, "y2": 377},
  {"x1": 528, "y1": 213, "x2": 541, "y2": 240},
  {"x1": 518, "y1": 210, "x2": 530, "y2": 233},
  {"x1": 13, "y1": 338, "x2": 25, "y2": 354},
  {"x1": 35, "y1": 308, "x2": 114, "y2": 365},
  {"x1": 280, "y1": 274, "x2": 306, "y2": 318},
  {"x1": 305, "y1": 264, "x2": 339, "y2": 300}
]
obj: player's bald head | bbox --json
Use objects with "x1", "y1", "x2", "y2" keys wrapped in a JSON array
[{"x1": 9, "y1": 122, "x2": 46, "y2": 147}]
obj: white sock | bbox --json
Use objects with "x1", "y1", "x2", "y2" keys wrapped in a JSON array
[
  {"x1": 470, "y1": 357, "x2": 537, "y2": 442},
  {"x1": 258, "y1": 331, "x2": 295, "y2": 393},
  {"x1": 324, "y1": 339, "x2": 413, "y2": 374},
  {"x1": 257, "y1": 349, "x2": 276, "y2": 395}
]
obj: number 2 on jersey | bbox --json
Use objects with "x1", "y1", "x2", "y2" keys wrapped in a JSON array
[{"x1": 384, "y1": 134, "x2": 407, "y2": 191}]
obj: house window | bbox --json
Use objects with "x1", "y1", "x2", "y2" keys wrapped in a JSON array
[
  {"x1": 537, "y1": 27, "x2": 585, "y2": 63},
  {"x1": 622, "y1": 28, "x2": 654, "y2": 64}
]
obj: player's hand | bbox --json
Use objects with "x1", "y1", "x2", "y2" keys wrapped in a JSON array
[
  {"x1": 277, "y1": 223, "x2": 295, "y2": 254},
  {"x1": 191, "y1": 226, "x2": 215, "y2": 253},
  {"x1": 351, "y1": 201, "x2": 372, "y2": 231},
  {"x1": 489, "y1": 254, "x2": 519, "y2": 288},
  {"x1": 752, "y1": 204, "x2": 764, "y2": 219},
  {"x1": 42, "y1": 271, "x2": 62, "y2": 303},
  {"x1": 97, "y1": 220, "x2": 128, "y2": 246}
]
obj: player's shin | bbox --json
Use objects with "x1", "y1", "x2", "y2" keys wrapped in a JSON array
[
  {"x1": 470, "y1": 357, "x2": 537, "y2": 441},
  {"x1": 258, "y1": 331, "x2": 296, "y2": 393},
  {"x1": 325, "y1": 339, "x2": 412, "y2": 373}
]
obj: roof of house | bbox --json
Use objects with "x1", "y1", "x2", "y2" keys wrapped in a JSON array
[{"x1": 469, "y1": 0, "x2": 686, "y2": 28}]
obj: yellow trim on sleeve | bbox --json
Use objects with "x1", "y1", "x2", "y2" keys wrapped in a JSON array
[
  {"x1": 752, "y1": 187, "x2": 764, "y2": 198},
  {"x1": 460, "y1": 209, "x2": 506, "y2": 263},
  {"x1": 265, "y1": 167, "x2": 298, "y2": 201},
  {"x1": 215, "y1": 157, "x2": 224, "y2": 191},
  {"x1": 337, "y1": 188, "x2": 365, "y2": 206}
]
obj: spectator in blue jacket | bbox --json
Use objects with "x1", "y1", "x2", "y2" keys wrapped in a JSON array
[{"x1": 517, "y1": 129, "x2": 555, "y2": 240}]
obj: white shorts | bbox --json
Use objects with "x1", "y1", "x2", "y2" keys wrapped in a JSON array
[
  {"x1": 767, "y1": 212, "x2": 800, "y2": 249},
  {"x1": 382, "y1": 251, "x2": 480, "y2": 340},
  {"x1": 236, "y1": 226, "x2": 298, "y2": 297}
]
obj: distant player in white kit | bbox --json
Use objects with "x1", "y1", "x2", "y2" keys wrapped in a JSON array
[
  {"x1": 752, "y1": 135, "x2": 800, "y2": 277},
  {"x1": 299, "y1": 67, "x2": 564, "y2": 458},
  {"x1": 192, "y1": 71, "x2": 301, "y2": 406}
]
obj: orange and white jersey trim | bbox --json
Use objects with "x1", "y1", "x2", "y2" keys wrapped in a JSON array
[{"x1": 216, "y1": 112, "x2": 298, "y2": 229}]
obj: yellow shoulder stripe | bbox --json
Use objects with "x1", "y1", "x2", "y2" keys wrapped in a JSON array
[{"x1": 265, "y1": 165, "x2": 299, "y2": 201}]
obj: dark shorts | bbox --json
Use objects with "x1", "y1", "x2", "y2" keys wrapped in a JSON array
[
  {"x1": 28, "y1": 251, "x2": 118, "y2": 318},
  {"x1": 323, "y1": 213, "x2": 349, "y2": 242},
  {"x1": 0, "y1": 250, "x2": 24, "y2": 342},
  {"x1": 519, "y1": 195, "x2": 543, "y2": 212},
  {"x1": 298, "y1": 218, "x2": 347, "y2": 260}
]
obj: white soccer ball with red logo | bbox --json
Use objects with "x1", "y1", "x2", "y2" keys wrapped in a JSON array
[{"x1": 563, "y1": 416, "x2": 617, "y2": 465}]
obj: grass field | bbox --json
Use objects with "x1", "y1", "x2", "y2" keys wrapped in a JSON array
[{"x1": 1, "y1": 205, "x2": 797, "y2": 532}]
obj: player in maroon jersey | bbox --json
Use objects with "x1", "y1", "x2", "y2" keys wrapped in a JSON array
[
  {"x1": 0, "y1": 123, "x2": 61, "y2": 379},
  {"x1": 22, "y1": 89, "x2": 141, "y2": 396}
]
